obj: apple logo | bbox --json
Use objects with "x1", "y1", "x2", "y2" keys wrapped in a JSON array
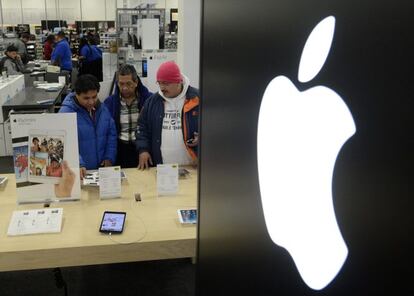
[{"x1": 257, "y1": 16, "x2": 356, "y2": 290}]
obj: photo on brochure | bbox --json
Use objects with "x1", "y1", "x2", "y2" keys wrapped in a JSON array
[
  {"x1": 12, "y1": 136, "x2": 31, "y2": 187},
  {"x1": 28, "y1": 130, "x2": 66, "y2": 184}
]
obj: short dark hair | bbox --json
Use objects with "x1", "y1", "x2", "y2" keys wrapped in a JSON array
[
  {"x1": 20, "y1": 33, "x2": 30, "y2": 40},
  {"x1": 57, "y1": 31, "x2": 65, "y2": 38},
  {"x1": 6, "y1": 45, "x2": 18, "y2": 52},
  {"x1": 46, "y1": 34, "x2": 55, "y2": 42},
  {"x1": 74, "y1": 74, "x2": 100, "y2": 95},
  {"x1": 117, "y1": 64, "x2": 138, "y2": 82}
]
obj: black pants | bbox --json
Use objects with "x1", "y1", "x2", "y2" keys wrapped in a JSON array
[
  {"x1": 117, "y1": 140, "x2": 138, "y2": 168},
  {"x1": 79, "y1": 59, "x2": 103, "y2": 82}
]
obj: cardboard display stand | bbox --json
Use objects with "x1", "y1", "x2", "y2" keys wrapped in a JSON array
[{"x1": 10, "y1": 113, "x2": 81, "y2": 204}]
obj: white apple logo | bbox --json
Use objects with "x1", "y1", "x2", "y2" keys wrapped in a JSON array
[{"x1": 257, "y1": 16, "x2": 356, "y2": 290}]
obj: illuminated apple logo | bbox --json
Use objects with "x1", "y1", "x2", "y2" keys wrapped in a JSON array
[{"x1": 257, "y1": 16, "x2": 356, "y2": 290}]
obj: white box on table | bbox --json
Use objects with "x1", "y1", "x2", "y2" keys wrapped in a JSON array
[
  {"x1": 0, "y1": 123, "x2": 6, "y2": 157},
  {"x1": 3, "y1": 119, "x2": 12, "y2": 156}
]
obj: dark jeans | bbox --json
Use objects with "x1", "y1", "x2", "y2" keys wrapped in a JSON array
[{"x1": 117, "y1": 140, "x2": 138, "y2": 168}]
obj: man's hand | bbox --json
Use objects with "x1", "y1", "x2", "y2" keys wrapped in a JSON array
[
  {"x1": 101, "y1": 159, "x2": 112, "y2": 167},
  {"x1": 138, "y1": 152, "x2": 153, "y2": 170},
  {"x1": 54, "y1": 161, "x2": 76, "y2": 198},
  {"x1": 187, "y1": 132, "x2": 199, "y2": 147},
  {"x1": 16, "y1": 54, "x2": 21, "y2": 60},
  {"x1": 80, "y1": 167, "x2": 87, "y2": 179}
]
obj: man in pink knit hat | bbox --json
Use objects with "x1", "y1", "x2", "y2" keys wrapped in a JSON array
[{"x1": 136, "y1": 61, "x2": 200, "y2": 169}]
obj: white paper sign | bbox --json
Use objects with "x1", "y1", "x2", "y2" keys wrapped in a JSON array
[
  {"x1": 7, "y1": 208, "x2": 63, "y2": 236},
  {"x1": 99, "y1": 166, "x2": 122, "y2": 199},
  {"x1": 157, "y1": 164, "x2": 179, "y2": 196},
  {"x1": 58, "y1": 76, "x2": 66, "y2": 85}
]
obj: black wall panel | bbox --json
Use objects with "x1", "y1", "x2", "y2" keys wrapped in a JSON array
[{"x1": 197, "y1": 1, "x2": 414, "y2": 295}]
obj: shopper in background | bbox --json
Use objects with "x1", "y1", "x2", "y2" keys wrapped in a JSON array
[
  {"x1": 43, "y1": 34, "x2": 55, "y2": 60},
  {"x1": 59, "y1": 74, "x2": 117, "y2": 178},
  {"x1": 78, "y1": 37, "x2": 103, "y2": 81},
  {"x1": 104, "y1": 64, "x2": 152, "y2": 168},
  {"x1": 0, "y1": 45, "x2": 25, "y2": 75},
  {"x1": 136, "y1": 61, "x2": 199, "y2": 169},
  {"x1": 51, "y1": 31, "x2": 73, "y2": 81},
  {"x1": 87, "y1": 31, "x2": 100, "y2": 45},
  {"x1": 10, "y1": 32, "x2": 29, "y2": 64}
]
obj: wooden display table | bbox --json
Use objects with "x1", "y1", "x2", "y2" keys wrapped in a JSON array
[{"x1": 0, "y1": 167, "x2": 197, "y2": 272}]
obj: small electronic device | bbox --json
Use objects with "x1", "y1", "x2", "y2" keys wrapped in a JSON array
[
  {"x1": 83, "y1": 170, "x2": 127, "y2": 186},
  {"x1": 177, "y1": 209, "x2": 197, "y2": 224},
  {"x1": 142, "y1": 60, "x2": 148, "y2": 77},
  {"x1": 99, "y1": 211, "x2": 126, "y2": 234},
  {"x1": 178, "y1": 168, "x2": 190, "y2": 178},
  {"x1": 0, "y1": 176, "x2": 7, "y2": 186},
  {"x1": 28, "y1": 129, "x2": 66, "y2": 184}
]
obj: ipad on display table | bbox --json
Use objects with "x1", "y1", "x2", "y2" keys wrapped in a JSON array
[{"x1": 99, "y1": 211, "x2": 126, "y2": 234}]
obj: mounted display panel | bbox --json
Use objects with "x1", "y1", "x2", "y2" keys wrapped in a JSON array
[{"x1": 197, "y1": 0, "x2": 414, "y2": 295}]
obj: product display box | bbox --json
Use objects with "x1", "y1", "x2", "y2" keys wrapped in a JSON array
[{"x1": 10, "y1": 113, "x2": 81, "y2": 204}]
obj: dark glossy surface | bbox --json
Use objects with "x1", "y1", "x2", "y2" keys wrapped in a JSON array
[
  {"x1": 3, "y1": 86, "x2": 63, "y2": 108},
  {"x1": 2, "y1": 86, "x2": 64, "y2": 120},
  {"x1": 197, "y1": 1, "x2": 414, "y2": 295}
]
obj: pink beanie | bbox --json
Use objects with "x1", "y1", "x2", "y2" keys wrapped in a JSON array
[{"x1": 156, "y1": 61, "x2": 182, "y2": 83}]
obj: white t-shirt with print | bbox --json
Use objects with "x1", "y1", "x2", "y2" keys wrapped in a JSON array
[{"x1": 160, "y1": 75, "x2": 193, "y2": 165}]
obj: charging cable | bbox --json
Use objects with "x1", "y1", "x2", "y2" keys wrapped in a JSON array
[{"x1": 106, "y1": 199, "x2": 148, "y2": 245}]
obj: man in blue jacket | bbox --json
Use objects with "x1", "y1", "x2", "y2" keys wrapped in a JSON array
[
  {"x1": 51, "y1": 31, "x2": 72, "y2": 78},
  {"x1": 104, "y1": 64, "x2": 152, "y2": 168},
  {"x1": 59, "y1": 74, "x2": 117, "y2": 178},
  {"x1": 136, "y1": 61, "x2": 199, "y2": 169}
]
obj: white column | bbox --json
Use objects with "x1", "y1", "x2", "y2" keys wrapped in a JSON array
[{"x1": 177, "y1": 0, "x2": 201, "y2": 88}]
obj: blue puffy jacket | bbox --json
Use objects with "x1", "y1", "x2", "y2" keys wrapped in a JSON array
[
  {"x1": 80, "y1": 45, "x2": 102, "y2": 63},
  {"x1": 104, "y1": 78, "x2": 152, "y2": 135},
  {"x1": 136, "y1": 86, "x2": 200, "y2": 165},
  {"x1": 51, "y1": 39, "x2": 72, "y2": 71},
  {"x1": 59, "y1": 93, "x2": 117, "y2": 169}
]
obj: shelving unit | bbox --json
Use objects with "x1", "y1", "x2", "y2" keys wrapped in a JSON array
[{"x1": 116, "y1": 8, "x2": 166, "y2": 49}]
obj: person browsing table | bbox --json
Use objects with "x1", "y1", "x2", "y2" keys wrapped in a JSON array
[
  {"x1": 104, "y1": 64, "x2": 152, "y2": 168},
  {"x1": 59, "y1": 74, "x2": 117, "y2": 178},
  {"x1": 136, "y1": 61, "x2": 200, "y2": 169}
]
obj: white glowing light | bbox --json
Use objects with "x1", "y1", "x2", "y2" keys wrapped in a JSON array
[
  {"x1": 257, "y1": 16, "x2": 355, "y2": 290},
  {"x1": 298, "y1": 16, "x2": 336, "y2": 83}
]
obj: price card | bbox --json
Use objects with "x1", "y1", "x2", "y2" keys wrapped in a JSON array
[
  {"x1": 157, "y1": 164, "x2": 179, "y2": 196},
  {"x1": 7, "y1": 208, "x2": 63, "y2": 236},
  {"x1": 99, "y1": 166, "x2": 122, "y2": 199}
]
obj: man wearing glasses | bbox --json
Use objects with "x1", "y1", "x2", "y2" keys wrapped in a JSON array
[
  {"x1": 104, "y1": 64, "x2": 152, "y2": 168},
  {"x1": 136, "y1": 61, "x2": 200, "y2": 169}
]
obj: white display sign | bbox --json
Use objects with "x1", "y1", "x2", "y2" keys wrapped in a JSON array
[
  {"x1": 138, "y1": 18, "x2": 159, "y2": 50},
  {"x1": 99, "y1": 166, "x2": 122, "y2": 199},
  {"x1": 145, "y1": 51, "x2": 178, "y2": 92},
  {"x1": 0, "y1": 123, "x2": 6, "y2": 156},
  {"x1": 157, "y1": 164, "x2": 179, "y2": 196},
  {"x1": 7, "y1": 208, "x2": 63, "y2": 236}
]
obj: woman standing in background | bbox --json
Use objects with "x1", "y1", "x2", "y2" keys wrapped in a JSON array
[
  {"x1": 78, "y1": 37, "x2": 103, "y2": 81},
  {"x1": 43, "y1": 34, "x2": 54, "y2": 60}
]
